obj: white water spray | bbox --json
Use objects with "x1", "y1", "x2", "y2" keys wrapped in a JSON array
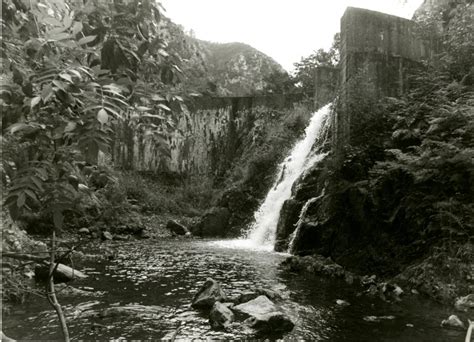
[{"x1": 226, "y1": 103, "x2": 332, "y2": 251}]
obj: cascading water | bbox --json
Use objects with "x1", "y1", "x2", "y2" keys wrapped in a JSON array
[{"x1": 239, "y1": 103, "x2": 332, "y2": 250}]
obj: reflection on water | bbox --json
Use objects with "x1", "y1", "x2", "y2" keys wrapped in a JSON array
[{"x1": 2, "y1": 239, "x2": 464, "y2": 341}]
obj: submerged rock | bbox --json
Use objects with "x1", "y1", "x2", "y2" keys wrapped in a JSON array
[
  {"x1": 441, "y1": 315, "x2": 465, "y2": 330},
  {"x1": 192, "y1": 278, "x2": 226, "y2": 308},
  {"x1": 166, "y1": 220, "x2": 190, "y2": 236},
  {"x1": 102, "y1": 231, "x2": 113, "y2": 240},
  {"x1": 336, "y1": 299, "x2": 350, "y2": 306},
  {"x1": 363, "y1": 315, "x2": 396, "y2": 323},
  {"x1": 35, "y1": 263, "x2": 87, "y2": 283},
  {"x1": 100, "y1": 304, "x2": 163, "y2": 320},
  {"x1": 209, "y1": 301, "x2": 234, "y2": 329},
  {"x1": 454, "y1": 294, "x2": 474, "y2": 312},
  {"x1": 244, "y1": 311, "x2": 295, "y2": 333}
]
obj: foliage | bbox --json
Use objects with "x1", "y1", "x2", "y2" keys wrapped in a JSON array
[
  {"x1": 1, "y1": 0, "x2": 189, "y2": 233},
  {"x1": 292, "y1": 33, "x2": 340, "y2": 95}
]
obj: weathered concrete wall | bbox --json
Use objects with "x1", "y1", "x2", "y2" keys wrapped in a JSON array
[
  {"x1": 112, "y1": 94, "x2": 303, "y2": 175},
  {"x1": 334, "y1": 7, "x2": 431, "y2": 151},
  {"x1": 314, "y1": 66, "x2": 339, "y2": 109}
]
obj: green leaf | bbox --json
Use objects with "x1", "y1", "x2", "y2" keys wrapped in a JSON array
[
  {"x1": 71, "y1": 22, "x2": 83, "y2": 35},
  {"x1": 78, "y1": 35, "x2": 96, "y2": 45},
  {"x1": 158, "y1": 104, "x2": 171, "y2": 111},
  {"x1": 59, "y1": 73, "x2": 73, "y2": 83},
  {"x1": 97, "y1": 108, "x2": 108, "y2": 124},
  {"x1": 64, "y1": 121, "x2": 77, "y2": 132},
  {"x1": 41, "y1": 84, "x2": 54, "y2": 102},
  {"x1": 8, "y1": 123, "x2": 29, "y2": 134},
  {"x1": 31, "y1": 96, "x2": 42, "y2": 108},
  {"x1": 136, "y1": 106, "x2": 151, "y2": 112},
  {"x1": 16, "y1": 193, "x2": 25, "y2": 208},
  {"x1": 151, "y1": 94, "x2": 165, "y2": 101}
]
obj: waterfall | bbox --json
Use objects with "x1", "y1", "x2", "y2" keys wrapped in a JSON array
[{"x1": 242, "y1": 103, "x2": 332, "y2": 249}]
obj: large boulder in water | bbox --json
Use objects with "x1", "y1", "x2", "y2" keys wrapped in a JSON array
[
  {"x1": 191, "y1": 207, "x2": 230, "y2": 237},
  {"x1": 233, "y1": 295, "x2": 294, "y2": 333},
  {"x1": 209, "y1": 301, "x2": 234, "y2": 329},
  {"x1": 192, "y1": 278, "x2": 226, "y2": 308}
]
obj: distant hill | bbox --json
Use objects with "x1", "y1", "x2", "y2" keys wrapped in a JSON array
[
  {"x1": 158, "y1": 17, "x2": 287, "y2": 96},
  {"x1": 197, "y1": 40, "x2": 286, "y2": 96}
]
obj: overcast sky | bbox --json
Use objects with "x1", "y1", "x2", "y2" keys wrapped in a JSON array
[{"x1": 160, "y1": 0, "x2": 425, "y2": 72}]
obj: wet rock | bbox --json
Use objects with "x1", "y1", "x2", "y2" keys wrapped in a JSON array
[
  {"x1": 35, "y1": 263, "x2": 87, "y2": 283},
  {"x1": 233, "y1": 295, "x2": 278, "y2": 317},
  {"x1": 191, "y1": 207, "x2": 230, "y2": 237},
  {"x1": 236, "y1": 292, "x2": 259, "y2": 304},
  {"x1": 454, "y1": 294, "x2": 474, "y2": 312},
  {"x1": 102, "y1": 231, "x2": 113, "y2": 240},
  {"x1": 192, "y1": 278, "x2": 226, "y2": 308},
  {"x1": 209, "y1": 301, "x2": 234, "y2": 329},
  {"x1": 55, "y1": 284, "x2": 105, "y2": 297},
  {"x1": 233, "y1": 295, "x2": 294, "y2": 333},
  {"x1": 78, "y1": 228, "x2": 90, "y2": 235},
  {"x1": 336, "y1": 299, "x2": 350, "y2": 306},
  {"x1": 256, "y1": 287, "x2": 283, "y2": 301},
  {"x1": 166, "y1": 220, "x2": 190, "y2": 236},
  {"x1": 113, "y1": 234, "x2": 129, "y2": 241},
  {"x1": 441, "y1": 315, "x2": 465, "y2": 330},
  {"x1": 100, "y1": 305, "x2": 162, "y2": 319},
  {"x1": 363, "y1": 315, "x2": 396, "y2": 322},
  {"x1": 139, "y1": 230, "x2": 151, "y2": 239},
  {"x1": 244, "y1": 311, "x2": 295, "y2": 334}
]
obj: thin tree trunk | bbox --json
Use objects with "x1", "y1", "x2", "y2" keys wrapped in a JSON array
[{"x1": 46, "y1": 230, "x2": 70, "y2": 342}]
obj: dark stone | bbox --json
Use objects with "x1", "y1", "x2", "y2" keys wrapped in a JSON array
[
  {"x1": 166, "y1": 220, "x2": 190, "y2": 236},
  {"x1": 274, "y1": 199, "x2": 304, "y2": 252},
  {"x1": 192, "y1": 278, "x2": 226, "y2": 308},
  {"x1": 192, "y1": 207, "x2": 231, "y2": 237},
  {"x1": 244, "y1": 312, "x2": 295, "y2": 333},
  {"x1": 209, "y1": 301, "x2": 234, "y2": 329}
]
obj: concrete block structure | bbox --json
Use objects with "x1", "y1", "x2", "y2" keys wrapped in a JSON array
[{"x1": 334, "y1": 7, "x2": 431, "y2": 151}]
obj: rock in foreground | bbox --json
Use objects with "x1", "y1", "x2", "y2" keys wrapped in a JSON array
[
  {"x1": 233, "y1": 295, "x2": 294, "y2": 333},
  {"x1": 192, "y1": 278, "x2": 226, "y2": 308},
  {"x1": 209, "y1": 301, "x2": 234, "y2": 329}
]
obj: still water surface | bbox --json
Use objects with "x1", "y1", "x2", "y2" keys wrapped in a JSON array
[{"x1": 3, "y1": 239, "x2": 464, "y2": 341}]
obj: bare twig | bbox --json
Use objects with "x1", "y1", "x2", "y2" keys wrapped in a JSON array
[{"x1": 46, "y1": 231, "x2": 70, "y2": 342}]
